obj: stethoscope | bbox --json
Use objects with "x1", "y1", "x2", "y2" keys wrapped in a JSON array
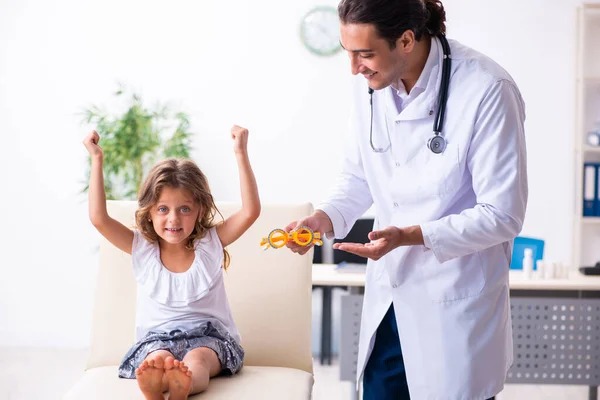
[{"x1": 369, "y1": 34, "x2": 451, "y2": 155}]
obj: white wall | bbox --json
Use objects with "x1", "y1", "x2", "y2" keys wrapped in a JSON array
[{"x1": 0, "y1": 0, "x2": 595, "y2": 348}]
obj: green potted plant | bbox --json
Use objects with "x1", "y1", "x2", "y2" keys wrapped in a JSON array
[{"x1": 81, "y1": 86, "x2": 193, "y2": 200}]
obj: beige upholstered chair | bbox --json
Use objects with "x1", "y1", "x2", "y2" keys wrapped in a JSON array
[{"x1": 65, "y1": 201, "x2": 314, "y2": 399}]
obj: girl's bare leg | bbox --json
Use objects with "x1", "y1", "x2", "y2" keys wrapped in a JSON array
[
  {"x1": 135, "y1": 350, "x2": 173, "y2": 400},
  {"x1": 165, "y1": 347, "x2": 221, "y2": 399}
]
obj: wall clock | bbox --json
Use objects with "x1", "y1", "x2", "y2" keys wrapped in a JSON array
[{"x1": 300, "y1": 6, "x2": 342, "y2": 56}]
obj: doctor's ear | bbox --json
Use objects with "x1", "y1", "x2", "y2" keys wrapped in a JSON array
[{"x1": 397, "y1": 30, "x2": 416, "y2": 52}]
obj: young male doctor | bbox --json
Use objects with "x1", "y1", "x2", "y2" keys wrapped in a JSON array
[{"x1": 286, "y1": 0, "x2": 527, "y2": 399}]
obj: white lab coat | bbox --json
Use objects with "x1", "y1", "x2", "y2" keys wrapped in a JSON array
[{"x1": 318, "y1": 37, "x2": 527, "y2": 400}]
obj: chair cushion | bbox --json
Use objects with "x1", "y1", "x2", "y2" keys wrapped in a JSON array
[{"x1": 64, "y1": 365, "x2": 314, "y2": 400}]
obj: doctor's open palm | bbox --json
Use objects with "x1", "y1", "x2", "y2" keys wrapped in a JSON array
[{"x1": 334, "y1": 226, "x2": 402, "y2": 261}]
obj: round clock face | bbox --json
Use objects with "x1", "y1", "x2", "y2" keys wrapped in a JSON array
[{"x1": 300, "y1": 6, "x2": 342, "y2": 56}]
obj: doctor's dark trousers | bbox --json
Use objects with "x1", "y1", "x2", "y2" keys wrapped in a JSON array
[{"x1": 362, "y1": 304, "x2": 495, "y2": 400}]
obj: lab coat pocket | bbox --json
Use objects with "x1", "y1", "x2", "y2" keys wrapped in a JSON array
[
  {"x1": 391, "y1": 143, "x2": 461, "y2": 203},
  {"x1": 421, "y1": 250, "x2": 486, "y2": 303}
]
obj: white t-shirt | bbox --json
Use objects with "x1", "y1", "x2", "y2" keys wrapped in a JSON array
[{"x1": 131, "y1": 227, "x2": 240, "y2": 343}]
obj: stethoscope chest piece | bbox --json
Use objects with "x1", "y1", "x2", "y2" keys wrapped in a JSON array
[{"x1": 427, "y1": 135, "x2": 446, "y2": 154}]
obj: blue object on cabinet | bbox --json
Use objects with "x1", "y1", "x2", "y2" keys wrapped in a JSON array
[
  {"x1": 596, "y1": 164, "x2": 600, "y2": 216},
  {"x1": 583, "y1": 163, "x2": 596, "y2": 216},
  {"x1": 510, "y1": 236, "x2": 545, "y2": 270}
]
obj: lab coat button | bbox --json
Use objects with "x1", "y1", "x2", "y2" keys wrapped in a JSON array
[
  {"x1": 392, "y1": 284, "x2": 398, "y2": 288},
  {"x1": 393, "y1": 202, "x2": 399, "y2": 208},
  {"x1": 395, "y1": 162, "x2": 401, "y2": 167}
]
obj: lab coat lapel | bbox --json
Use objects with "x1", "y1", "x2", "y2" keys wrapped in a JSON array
[
  {"x1": 391, "y1": 36, "x2": 445, "y2": 122},
  {"x1": 393, "y1": 73, "x2": 438, "y2": 121}
]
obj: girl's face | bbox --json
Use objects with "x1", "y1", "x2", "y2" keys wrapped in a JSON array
[{"x1": 148, "y1": 186, "x2": 201, "y2": 249}]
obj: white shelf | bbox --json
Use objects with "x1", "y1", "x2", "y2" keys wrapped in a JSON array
[
  {"x1": 583, "y1": 145, "x2": 600, "y2": 153},
  {"x1": 574, "y1": 4, "x2": 600, "y2": 269}
]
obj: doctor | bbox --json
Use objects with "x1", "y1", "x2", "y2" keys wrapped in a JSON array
[{"x1": 286, "y1": 0, "x2": 527, "y2": 399}]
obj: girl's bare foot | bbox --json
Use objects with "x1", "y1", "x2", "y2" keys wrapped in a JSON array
[
  {"x1": 164, "y1": 356, "x2": 193, "y2": 400},
  {"x1": 135, "y1": 358, "x2": 166, "y2": 400}
]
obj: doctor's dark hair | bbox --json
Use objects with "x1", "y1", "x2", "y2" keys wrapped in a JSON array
[
  {"x1": 338, "y1": 0, "x2": 446, "y2": 49},
  {"x1": 135, "y1": 158, "x2": 230, "y2": 270}
]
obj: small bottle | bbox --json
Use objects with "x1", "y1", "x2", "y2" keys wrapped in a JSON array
[
  {"x1": 554, "y1": 262, "x2": 564, "y2": 279},
  {"x1": 536, "y1": 260, "x2": 545, "y2": 279},
  {"x1": 522, "y1": 248, "x2": 533, "y2": 280},
  {"x1": 545, "y1": 261, "x2": 556, "y2": 279}
]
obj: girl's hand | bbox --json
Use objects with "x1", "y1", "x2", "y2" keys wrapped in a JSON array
[
  {"x1": 83, "y1": 130, "x2": 103, "y2": 159},
  {"x1": 231, "y1": 125, "x2": 249, "y2": 154}
]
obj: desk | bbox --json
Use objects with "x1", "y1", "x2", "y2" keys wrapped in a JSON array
[
  {"x1": 312, "y1": 264, "x2": 365, "y2": 365},
  {"x1": 314, "y1": 263, "x2": 600, "y2": 289},
  {"x1": 506, "y1": 271, "x2": 600, "y2": 400},
  {"x1": 313, "y1": 263, "x2": 366, "y2": 287},
  {"x1": 312, "y1": 265, "x2": 600, "y2": 400}
]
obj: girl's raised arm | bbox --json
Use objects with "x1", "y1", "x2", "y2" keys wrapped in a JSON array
[
  {"x1": 216, "y1": 125, "x2": 261, "y2": 248},
  {"x1": 83, "y1": 130, "x2": 134, "y2": 254}
]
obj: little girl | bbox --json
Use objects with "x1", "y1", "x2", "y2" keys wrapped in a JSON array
[{"x1": 83, "y1": 125, "x2": 260, "y2": 400}]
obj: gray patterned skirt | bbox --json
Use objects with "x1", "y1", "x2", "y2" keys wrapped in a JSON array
[{"x1": 118, "y1": 320, "x2": 244, "y2": 379}]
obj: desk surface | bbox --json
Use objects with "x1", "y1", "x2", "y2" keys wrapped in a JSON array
[
  {"x1": 313, "y1": 264, "x2": 367, "y2": 287},
  {"x1": 312, "y1": 263, "x2": 600, "y2": 291}
]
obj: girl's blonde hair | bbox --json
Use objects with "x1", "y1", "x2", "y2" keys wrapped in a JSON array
[{"x1": 134, "y1": 158, "x2": 230, "y2": 270}]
